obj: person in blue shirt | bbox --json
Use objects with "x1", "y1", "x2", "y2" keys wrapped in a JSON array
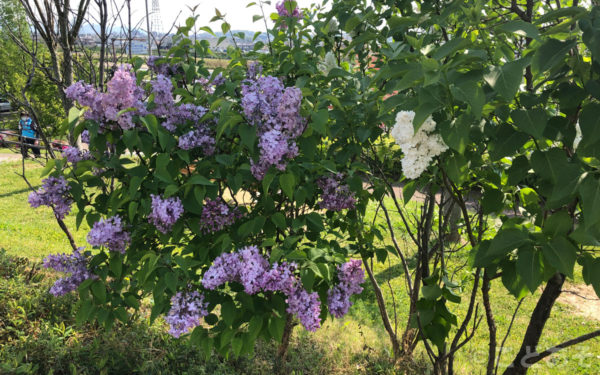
[{"x1": 18, "y1": 111, "x2": 40, "y2": 158}]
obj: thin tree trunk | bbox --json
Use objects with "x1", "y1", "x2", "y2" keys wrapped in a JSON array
[
  {"x1": 503, "y1": 273, "x2": 565, "y2": 375},
  {"x1": 362, "y1": 254, "x2": 402, "y2": 360}
]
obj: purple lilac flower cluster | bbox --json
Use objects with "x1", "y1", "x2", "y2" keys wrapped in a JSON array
[
  {"x1": 80, "y1": 130, "x2": 90, "y2": 143},
  {"x1": 87, "y1": 216, "x2": 131, "y2": 254},
  {"x1": 165, "y1": 290, "x2": 209, "y2": 338},
  {"x1": 202, "y1": 246, "x2": 321, "y2": 331},
  {"x1": 177, "y1": 123, "x2": 215, "y2": 155},
  {"x1": 276, "y1": 0, "x2": 302, "y2": 20},
  {"x1": 66, "y1": 65, "x2": 145, "y2": 130},
  {"x1": 62, "y1": 146, "x2": 92, "y2": 165},
  {"x1": 43, "y1": 248, "x2": 95, "y2": 296},
  {"x1": 148, "y1": 194, "x2": 184, "y2": 233},
  {"x1": 327, "y1": 259, "x2": 364, "y2": 318},
  {"x1": 28, "y1": 176, "x2": 73, "y2": 220},
  {"x1": 163, "y1": 103, "x2": 208, "y2": 133},
  {"x1": 241, "y1": 67, "x2": 305, "y2": 180},
  {"x1": 147, "y1": 55, "x2": 180, "y2": 76},
  {"x1": 150, "y1": 74, "x2": 174, "y2": 117},
  {"x1": 317, "y1": 173, "x2": 357, "y2": 211},
  {"x1": 195, "y1": 73, "x2": 225, "y2": 94},
  {"x1": 199, "y1": 197, "x2": 240, "y2": 233}
]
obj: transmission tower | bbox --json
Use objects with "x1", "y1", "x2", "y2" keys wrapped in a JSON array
[{"x1": 150, "y1": 0, "x2": 163, "y2": 37}]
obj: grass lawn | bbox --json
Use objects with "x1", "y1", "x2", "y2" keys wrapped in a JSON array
[{"x1": 0, "y1": 160, "x2": 598, "y2": 374}]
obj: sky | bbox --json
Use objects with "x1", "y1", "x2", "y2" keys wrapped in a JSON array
[{"x1": 123, "y1": 0, "x2": 320, "y2": 33}]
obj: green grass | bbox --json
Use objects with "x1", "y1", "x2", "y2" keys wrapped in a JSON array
[
  {"x1": 0, "y1": 160, "x2": 599, "y2": 374},
  {"x1": 0, "y1": 161, "x2": 88, "y2": 259}
]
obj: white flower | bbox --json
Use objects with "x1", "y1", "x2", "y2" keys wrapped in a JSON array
[
  {"x1": 319, "y1": 51, "x2": 339, "y2": 75},
  {"x1": 390, "y1": 110, "x2": 448, "y2": 179}
]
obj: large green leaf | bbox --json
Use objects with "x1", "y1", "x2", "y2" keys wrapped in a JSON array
[
  {"x1": 516, "y1": 247, "x2": 544, "y2": 293},
  {"x1": 531, "y1": 38, "x2": 576, "y2": 76},
  {"x1": 579, "y1": 175, "x2": 600, "y2": 230},
  {"x1": 495, "y1": 19, "x2": 540, "y2": 39},
  {"x1": 542, "y1": 236, "x2": 577, "y2": 278},
  {"x1": 484, "y1": 58, "x2": 529, "y2": 101},
  {"x1": 511, "y1": 108, "x2": 548, "y2": 139},
  {"x1": 474, "y1": 228, "x2": 530, "y2": 266}
]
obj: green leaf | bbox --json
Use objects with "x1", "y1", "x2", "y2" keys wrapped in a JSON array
[
  {"x1": 432, "y1": 37, "x2": 468, "y2": 60},
  {"x1": 482, "y1": 188, "x2": 504, "y2": 215},
  {"x1": 141, "y1": 115, "x2": 159, "y2": 139},
  {"x1": 221, "y1": 301, "x2": 235, "y2": 326},
  {"x1": 279, "y1": 173, "x2": 296, "y2": 200},
  {"x1": 484, "y1": 58, "x2": 529, "y2": 101},
  {"x1": 422, "y1": 285, "x2": 442, "y2": 300},
  {"x1": 579, "y1": 175, "x2": 600, "y2": 230},
  {"x1": 543, "y1": 210, "x2": 572, "y2": 237},
  {"x1": 516, "y1": 247, "x2": 544, "y2": 293},
  {"x1": 450, "y1": 82, "x2": 484, "y2": 119},
  {"x1": 271, "y1": 212, "x2": 286, "y2": 229},
  {"x1": 542, "y1": 236, "x2": 577, "y2": 279},
  {"x1": 239, "y1": 124, "x2": 256, "y2": 150},
  {"x1": 511, "y1": 109, "x2": 548, "y2": 139},
  {"x1": 248, "y1": 315, "x2": 263, "y2": 338},
  {"x1": 532, "y1": 38, "x2": 576, "y2": 76},
  {"x1": 268, "y1": 316, "x2": 285, "y2": 341},
  {"x1": 188, "y1": 174, "x2": 214, "y2": 186},
  {"x1": 91, "y1": 281, "x2": 107, "y2": 303},
  {"x1": 474, "y1": 228, "x2": 529, "y2": 267},
  {"x1": 311, "y1": 109, "x2": 328, "y2": 135},
  {"x1": 507, "y1": 155, "x2": 530, "y2": 186},
  {"x1": 496, "y1": 20, "x2": 540, "y2": 39},
  {"x1": 501, "y1": 260, "x2": 529, "y2": 299},
  {"x1": 489, "y1": 125, "x2": 527, "y2": 161}
]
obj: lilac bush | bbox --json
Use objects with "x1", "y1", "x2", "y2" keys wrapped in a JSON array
[{"x1": 37, "y1": 7, "x2": 367, "y2": 358}]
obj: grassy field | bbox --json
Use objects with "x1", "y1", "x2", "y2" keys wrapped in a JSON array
[{"x1": 0, "y1": 160, "x2": 598, "y2": 374}]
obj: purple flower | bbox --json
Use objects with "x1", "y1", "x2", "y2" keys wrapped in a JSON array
[
  {"x1": 80, "y1": 130, "x2": 90, "y2": 144},
  {"x1": 202, "y1": 251, "x2": 242, "y2": 290},
  {"x1": 150, "y1": 74, "x2": 174, "y2": 117},
  {"x1": 43, "y1": 248, "x2": 95, "y2": 296},
  {"x1": 165, "y1": 290, "x2": 208, "y2": 338},
  {"x1": 178, "y1": 123, "x2": 215, "y2": 155},
  {"x1": 195, "y1": 73, "x2": 225, "y2": 94},
  {"x1": 199, "y1": 197, "x2": 240, "y2": 233},
  {"x1": 62, "y1": 146, "x2": 92, "y2": 165},
  {"x1": 66, "y1": 65, "x2": 145, "y2": 130},
  {"x1": 238, "y1": 246, "x2": 270, "y2": 294},
  {"x1": 260, "y1": 262, "x2": 297, "y2": 294},
  {"x1": 147, "y1": 56, "x2": 180, "y2": 76},
  {"x1": 317, "y1": 173, "x2": 357, "y2": 211},
  {"x1": 286, "y1": 287, "x2": 321, "y2": 331},
  {"x1": 163, "y1": 104, "x2": 207, "y2": 132},
  {"x1": 202, "y1": 245, "x2": 322, "y2": 331},
  {"x1": 87, "y1": 216, "x2": 131, "y2": 254},
  {"x1": 327, "y1": 259, "x2": 364, "y2": 318},
  {"x1": 241, "y1": 72, "x2": 305, "y2": 180},
  {"x1": 28, "y1": 176, "x2": 73, "y2": 220},
  {"x1": 202, "y1": 246, "x2": 269, "y2": 294},
  {"x1": 148, "y1": 194, "x2": 184, "y2": 233},
  {"x1": 276, "y1": 0, "x2": 302, "y2": 20}
]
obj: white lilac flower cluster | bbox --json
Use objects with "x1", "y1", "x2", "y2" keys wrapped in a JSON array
[{"x1": 390, "y1": 110, "x2": 448, "y2": 180}]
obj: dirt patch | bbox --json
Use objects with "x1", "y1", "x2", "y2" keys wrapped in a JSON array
[
  {"x1": 0, "y1": 153, "x2": 21, "y2": 163},
  {"x1": 557, "y1": 283, "x2": 600, "y2": 321}
]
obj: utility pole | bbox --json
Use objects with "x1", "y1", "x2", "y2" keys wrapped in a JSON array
[{"x1": 145, "y1": 0, "x2": 151, "y2": 56}]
